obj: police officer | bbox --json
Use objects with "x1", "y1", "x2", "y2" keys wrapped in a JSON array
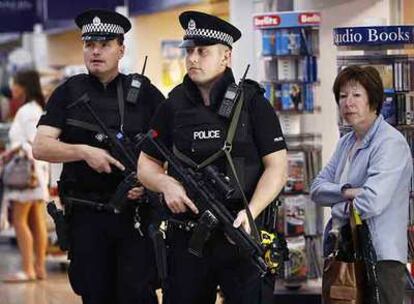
[
  {"x1": 33, "y1": 9, "x2": 165, "y2": 304},
  {"x1": 138, "y1": 11, "x2": 287, "y2": 304}
]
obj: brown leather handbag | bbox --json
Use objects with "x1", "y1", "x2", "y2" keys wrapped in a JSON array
[{"x1": 322, "y1": 202, "x2": 366, "y2": 304}]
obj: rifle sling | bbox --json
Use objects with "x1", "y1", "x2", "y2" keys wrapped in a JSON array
[
  {"x1": 173, "y1": 89, "x2": 261, "y2": 243},
  {"x1": 66, "y1": 118, "x2": 103, "y2": 133},
  {"x1": 117, "y1": 78, "x2": 125, "y2": 133}
]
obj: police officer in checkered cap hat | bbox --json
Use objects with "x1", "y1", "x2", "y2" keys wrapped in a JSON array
[
  {"x1": 179, "y1": 10, "x2": 241, "y2": 48},
  {"x1": 75, "y1": 9, "x2": 131, "y2": 41},
  {"x1": 139, "y1": 9, "x2": 287, "y2": 304},
  {"x1": 34, "y1": 7, "x2": 165, "y2": 304}
]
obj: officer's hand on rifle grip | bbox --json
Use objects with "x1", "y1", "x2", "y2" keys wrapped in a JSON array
[
  {"x1": 80, "y1": 145, "x2": 125, "y2": 173},
  {"x1": 127, "y1": 186, "x2": 145, "y2": 200},
  {"x1": 161, "y1": 176, "x2": 199, "y2": 214},
  {"x1": 233, "y1": 209, "x2": 251, "y2": 235}
]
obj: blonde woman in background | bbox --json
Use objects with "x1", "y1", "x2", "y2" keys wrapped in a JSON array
[{"x1": 2, "y1": 70, "x2": 49, "y2": 282}]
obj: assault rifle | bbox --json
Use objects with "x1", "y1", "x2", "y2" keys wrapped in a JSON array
[
  {"x1": 67, "y1": 93, "x2": 146, "y2": 212},
  {"x1": 145, "y1": 130, "x2": 269, "y2": 276}
]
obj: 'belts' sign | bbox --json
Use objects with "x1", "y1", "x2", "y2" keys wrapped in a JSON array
[
  {"x1": 333, "y1": 26, "x2": 414, "y2": 46},
  {"x1": 253, "y1": 11, "x2": 320, "y2": 29}
]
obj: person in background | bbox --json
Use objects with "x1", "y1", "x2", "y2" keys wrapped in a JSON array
[
  {"x1": 138, "y1": 11, "x2": 287, "y2": 304},
  {"x1": 2, "y1": 70, "x2": 49, "y2": 282},
  {"x1": 310, "y1": 65, "x2": 413, "y2": 304}
]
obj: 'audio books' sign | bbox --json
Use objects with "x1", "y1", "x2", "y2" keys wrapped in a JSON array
[{"x1": 333, "y1": 26, "x2": 414, "y2": 46}]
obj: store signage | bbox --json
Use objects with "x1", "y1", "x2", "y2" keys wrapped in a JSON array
[
  {"x1": 129, "y1": 0, "x2": 201, "y2": 15},
  {"x1": 333, "y1": 26, "x2": 414, "y2": 46},
  {"x1": 46, "y1": 0, "x2": 121, "y2": 20},
  {"x1": 253, "y1": 14, "x2": 280, "y2": 28},
  {"x1": 0, "y1": 0, "x2": 40, "y2": 32},
  {"x1": 253, "y1": 11, "x2": 320, "y2": 29}
]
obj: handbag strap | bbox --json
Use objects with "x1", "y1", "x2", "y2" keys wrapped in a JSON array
[{"x1": 349, "y1": 200, "x2": 361, "y2": 256}]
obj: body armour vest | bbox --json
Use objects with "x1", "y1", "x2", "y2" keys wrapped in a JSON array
[
  {"x1": 168, "y1": 79, "x2": 264, "y2": 210},
  {"x1": 60, "y1": 73, "x2": 150, "y2": 194}
]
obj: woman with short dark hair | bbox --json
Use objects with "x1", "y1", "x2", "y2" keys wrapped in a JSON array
[{"x1": 311, "y1": 65, "x2": 412, "y2": 304}]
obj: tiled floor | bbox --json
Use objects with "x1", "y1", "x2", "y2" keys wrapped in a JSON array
[
  {"x1": 0, "y1": 241, "x2": 81, "y2": 304},
  {"x1": 0, "y1": 240, "x2": 225, "y2": 304}
]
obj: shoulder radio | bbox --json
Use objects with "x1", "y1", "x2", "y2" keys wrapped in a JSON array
[
  {"x1": 126, "y1": 56, "x2": 148, "y2": 104},
  {"x1": 217, "y1": 64, "x2": 250, "y2": 119}
]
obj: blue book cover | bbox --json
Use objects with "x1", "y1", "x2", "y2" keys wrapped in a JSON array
[
  {"x1": 275, "y1": 30, "x2": 281, "y2": 55},
  {"x1": 281, "y1": 83, "x2": 294, "y2": 110},
  {"x1": 303, "y1": 84, "x2": 314, "y2": 111},
  {"x1": 262, "y1": 29, "x2": 275, "y2": 56},
  {"x1": 381, "y1": 89, "x2": 396, "y2": 125},
  {"x1": 287, "y1": 28, "x2": 301, "y2": 55},
  {"x1": 279, "y1": 29, "x2": 290, "y2": 55}
]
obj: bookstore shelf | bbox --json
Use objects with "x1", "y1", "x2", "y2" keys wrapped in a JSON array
[
  {"x1": 254, "y1": 11, "x2": 323, "y2": 288},
  {"x1": 262, "y1": 79, "x2": 321, "y2": 85},
  {"x1": 275, "y1": 105, "x2": 322, "y2": 115}
]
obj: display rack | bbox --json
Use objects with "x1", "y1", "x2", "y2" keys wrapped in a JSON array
[{"x1": 253, "y1": 11, "x2": 323, "y2": 288}]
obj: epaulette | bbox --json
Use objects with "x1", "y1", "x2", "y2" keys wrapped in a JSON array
[{"x1": 243, "y1": 79, "x2": 265, "y2": 95}]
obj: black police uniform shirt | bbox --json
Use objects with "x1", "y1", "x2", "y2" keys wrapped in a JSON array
[
  {"x1": 38, "y1": 73, "x2": 165, "y2": 197},
  {"x1": 142, "y1": 67, "x2": 286, "y2": 211}
]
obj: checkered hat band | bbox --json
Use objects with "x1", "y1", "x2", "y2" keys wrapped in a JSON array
[
  {"x1": 185, "y1": 28, "x2": 233, "y2": 45},
  {"x1": 82, "y1": 23, "x2": 124, "y2": 35}
]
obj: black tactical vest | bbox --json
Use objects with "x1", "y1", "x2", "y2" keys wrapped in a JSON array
[
  {"x1": 59, "y1": 73, "x2": 150, "y2": 194},
  {"x1": 168, "y1": 79, "x2": 264, "y2": 210}
]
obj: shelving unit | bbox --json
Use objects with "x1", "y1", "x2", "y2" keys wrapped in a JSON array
[{"x1": 254, "y1": 11, "x2": 323, "y2": 288}]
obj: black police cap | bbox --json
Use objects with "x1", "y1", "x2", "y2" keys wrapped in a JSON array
[
  {"x1": 75, "y1": 9, "x2": 131, "y2": 41},
  {"x1": 179, "y1": 11, "x2": 241, "y2": 48}
]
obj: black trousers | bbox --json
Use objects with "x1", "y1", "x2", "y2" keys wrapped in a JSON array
[
  {"x1": 67, "y1": 209, "x2": 158, "y2": 304},
  {"x1": 163, "y1": 228, "x2": 262, "y2": 304},
  {"x1": 376, "y1": 260, "x2": 406, "y2": 304}
]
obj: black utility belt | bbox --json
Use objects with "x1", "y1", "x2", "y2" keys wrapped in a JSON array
[
  {"x1": 64, "y1": 196, "x2": 114, "y2": 213},
  {"x1": 168, "y1": 218, "x2": 198, "y2": 232}
]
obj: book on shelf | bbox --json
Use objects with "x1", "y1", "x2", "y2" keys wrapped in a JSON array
[
  {"x1": 265, "y1": 83, "x2": 314, "y2": 112},
  {"x1": 261, "y1": 28, "x2": 319, "y2": 56},
  {"x1": 305, "y1": 236, "x2": 323, "y2": 279},
  {"x1": 361, "y1": 63, "x2": 394, "y2": 90},
  {"x1": 278, "y1": 58, "x2": 297, "y2": 80},
  {"x1": 405, "y1": 92, "x2": 414, "y2": 125},
  {"x1": 283, "y1": 195, "x2": 306, "y2": 237},
  {"x1": 284, "y1": 235, "x2": 308, "y2": 281},
  {"x1": 381, "y1": 89, "x2": 397, "y2": 125},
  {"x1": 285, "y1": 151, "x2": 306, "y2": 194},
  {"x1": 262, "y1": 57, "x2": 278, "y2": 82}
]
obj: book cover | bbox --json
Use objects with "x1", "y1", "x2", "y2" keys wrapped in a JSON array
[
  {"x1": 277, "y1": 58, "x2": 297, "y2": 80},
  {"x1": 277, "y1": 29, "x2": 290, "y2": 55},
  {"x1": 287, "y1": 28, "x2": 301, "y2": 55},
  {"x1": 285, "y1": 151, "x2": 306, "y2": 193},
  {"x1": 284, "y1": 235, "x2": 308, "y2": 281},
  {"x1": 365, "y1": 64, "x2": 394, "y2": 90},
  {"x1": 283, "y1": 195, "x2": 306, "y2": 236},
  {"x1": 280, "y1": 83, "x2": 295, "y2": 110},
  {"x1": 381, "y1": 89, "x2": 396, "y2": 125},
  {"x1": 262, "y1": 29, "x2": 276, "y2": 56}
]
